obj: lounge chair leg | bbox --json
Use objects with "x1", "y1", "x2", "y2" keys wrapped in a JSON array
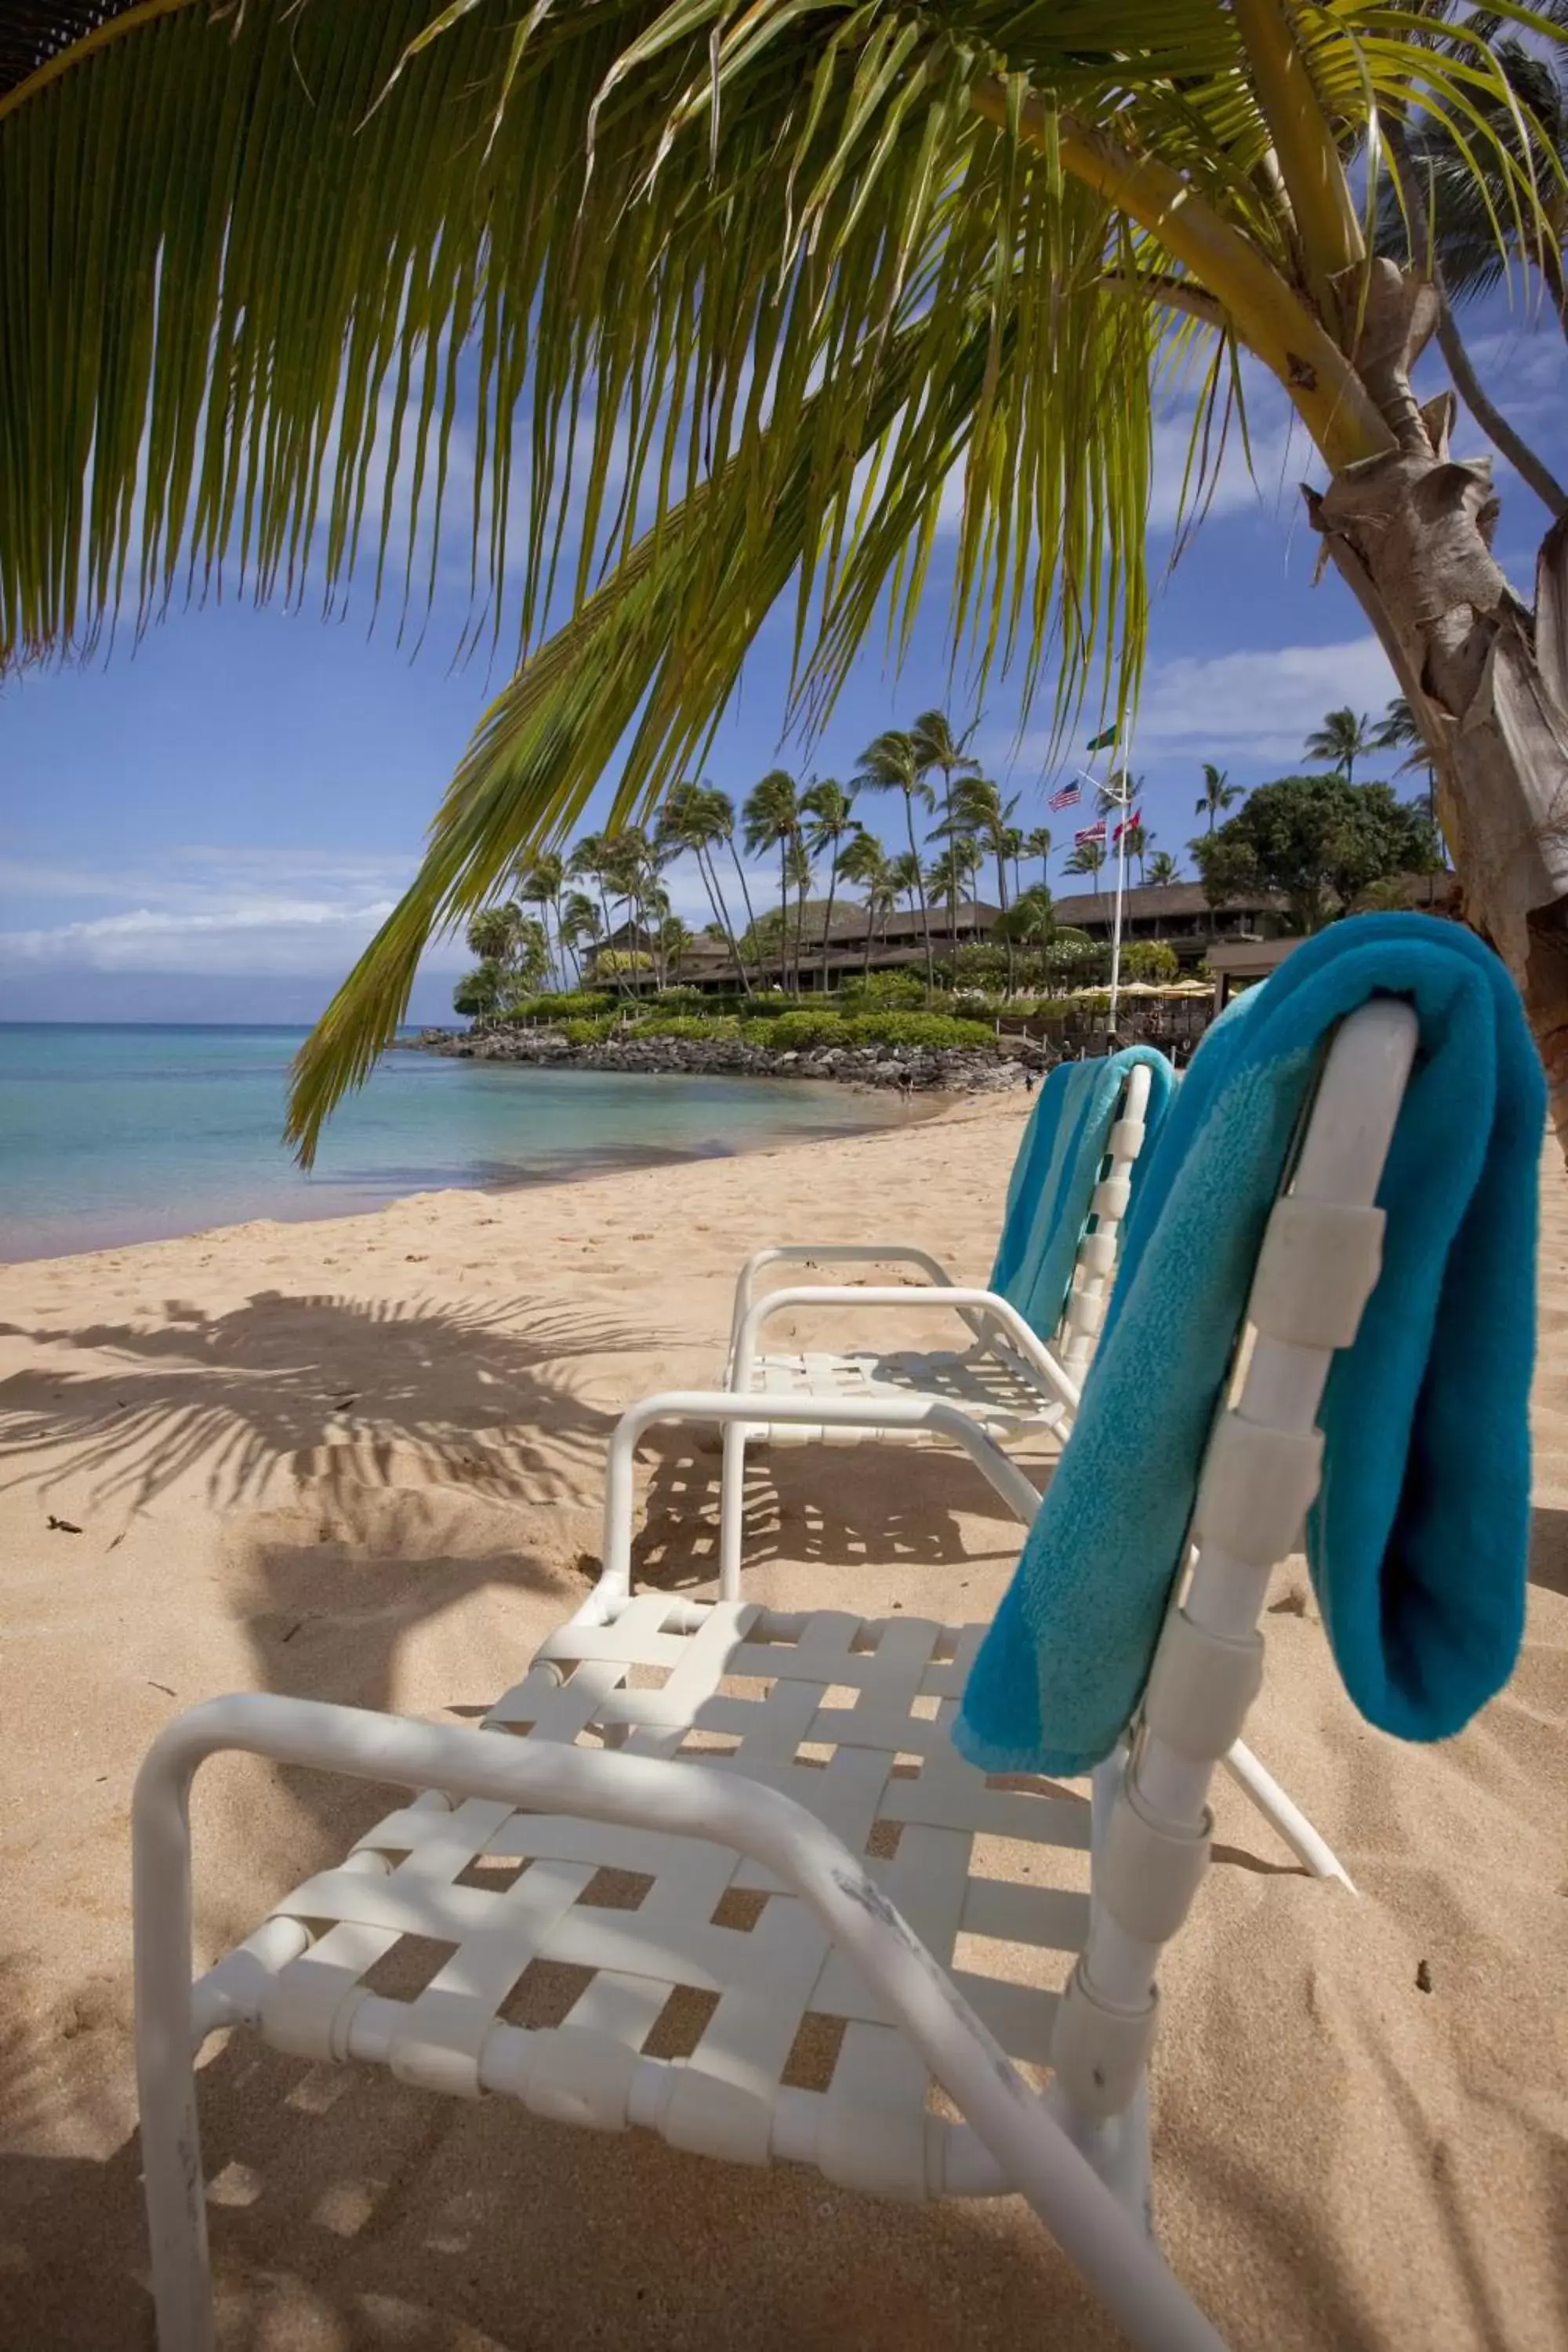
[
  {"x1": 132, "y1": 1747, "x2": 216, "y2": 2350},
  {"x1": 1221, "y1": 1740, "x2": 1356, "y2": 1892},
  {"x1": 718, "y1": 1419, "x2": 747, "y2": 1600}
]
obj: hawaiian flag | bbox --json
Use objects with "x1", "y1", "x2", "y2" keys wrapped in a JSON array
[
  {"x1": 1074, "y1": 818, "x2": 1107, "y2": 846},
  {"x1": 1047, "y1": 780, "x2": 1081, "y2": 812},
  {"x1": 1112, "y1": 808, "x2": 1143, "y2": 845}
]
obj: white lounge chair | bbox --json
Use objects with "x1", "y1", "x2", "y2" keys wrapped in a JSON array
[
  {"x1": 715, "y1": 1057, "x2": 1156, "y2": 1585},
  {"x1": 132, "y1": 1003, "x2": 1416, "y2": 2352}
]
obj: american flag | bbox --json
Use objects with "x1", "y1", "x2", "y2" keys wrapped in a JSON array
[
  {"x1": 1047, "y1": 780, "x2": 1081, "y2": 812},
  {"x1": 1074, "y1": 818, "x2": 1107, "y2": 845}
]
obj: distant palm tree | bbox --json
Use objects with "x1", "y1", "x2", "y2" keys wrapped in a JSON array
[
  {"x1": 1000, "y1": 824, "x2": 1025, "y2": 902},
  {"x1": 836, "y1": 828, "x2": 894, "y2": 979},
  {"x1": 559, "y1": 890, "x2": 601, "y2": 982},
  {"x1": 1194, "y1": 762, "x2": 1243, "y2": 833},
  {"x1": 801, "y1": 778, "x2": 857, "y2": 991},
  {"x1": 855, "y1": 731, "x2": 937, "y2": 989},
  {"x1": 742, "y1": 768, "x2": 803, "y2": 993},
  {"x1": 1062, "y1": 837, "x2": 1107, "y2": 909},
  {"x1": 658, "y1": 779, "x2": 753, "y2": 992},
  {"x1": 1304, "y1": 706, "x2": 1377, "y2": 782},
  {"x1": 568, "y1": 834, "x2": 625, "y2": 995},
  {"x1": 911, "y1": 708, "x2": 980, "y2": 979},
  {"x1": 466, "y1": 902, "x2": 525, "y2": 966},
  {"x1": 702, "y1": 786, "x2": 764, "y2": 984},
  {"x1": 1146, "y1": 850, "x2": 1180, "y2": 887},
  {"x1": 1023, "y1": 825, "x2": 1053, "y2": 889},
  {"x1": 785, "y1": 833, "x2": 814, "y2": 989},
  {"x1": 1372, "y1": 694, "x2": 1434, "y2": 780},
  {"x1": 600, "y1": 826, "x2": 666, "y2": 989},
  {"x1": 514, "y1": 851, "x2": 567, "y2": 988},
  {"x1": 926, "y1": 837, "x2": 983, "y2": 920},
  {"x1": 948, "y1": 774, "x2": 1020, "y2": 991}
]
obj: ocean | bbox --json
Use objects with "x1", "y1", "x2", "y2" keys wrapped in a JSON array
[{"x1": 0, "y1": 1024, "x2": 913, "y2": 1262}]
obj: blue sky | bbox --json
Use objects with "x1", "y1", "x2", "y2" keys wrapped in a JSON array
[{"x1": 2, "y1": 299, "x2": 1564, "y2": 1024}]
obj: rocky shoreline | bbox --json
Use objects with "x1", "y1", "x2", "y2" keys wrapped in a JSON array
[{"x1": 409, "y1": 1024, "x2": 1046, "y2": 1093}]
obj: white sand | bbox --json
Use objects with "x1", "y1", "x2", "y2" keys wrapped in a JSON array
[{"x1": 1, "y1": 1094, "x2": 1564, "y2": 2348}]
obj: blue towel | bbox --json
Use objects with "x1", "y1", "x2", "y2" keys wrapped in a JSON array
[
  {"x1": 988, "y1": 1046, "x2": 1178, "y2": 1342},
  {"x1": 956, "y1": 915, "x2": 1543, "y2": 1775}
]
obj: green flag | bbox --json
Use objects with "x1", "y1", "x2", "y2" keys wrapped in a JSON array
[{"x1": 1087, "y1": 726, "x2": 1117, "y2": 751}]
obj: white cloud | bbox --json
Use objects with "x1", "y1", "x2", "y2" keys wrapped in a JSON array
[
  {"x1": 0, "y1": 844, "x2": 464, "y2": 978},
  {"x1": 1134, "y1": 635, "x2": 1399, "y2": 763}
]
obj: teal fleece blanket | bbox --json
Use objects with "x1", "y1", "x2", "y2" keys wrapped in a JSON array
[
  {"x1": 956, "y1": 916, "x2": 1543, "y2": 1774},
  {"x1": 987, "y1": 1046, "x2": 1178, "y2": 1342}
]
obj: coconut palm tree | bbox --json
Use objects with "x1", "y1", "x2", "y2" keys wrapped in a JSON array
[
  {"x1": 1305, "y1": 707, "x2": 1378, "y2": 784},
  {"x1": 1001, "y1": 824, "x2": 1025, "y2": 902},
  {"x1": 700, "y1": 786, "x2": 765, "y2": 987},
  {"x1": 1063, "y1": 838, "x2": 1108, "y2": 910},
  {"x1": 926, "y1": 837, "x2": 984, "y2": 928},
  {"x1": 911, "y1": 709, "x2": 979, "y2": 980},
  {"x1": 948, "y1": 774, "x2": 1021, "y2": 991},
  {"x1": 1194, "y1": 764, "x2": 1243, "y2": 834},
  {"x1": 836, "y1": 829, "x2": 894, "y2": 980},
  {"x1": 559, "y1": 891, "x2": 602, "y2": 982},
  {"x1": 5, "y1": 10, "x2": 1565, "y2": 1150},
  {"x1": 657, "y1": 779, "x2": 753, "y2": 992},
  {"x1": 784, "y1": 833, "x2": 815, "y2": 991},
  {"x1": 742, "y1": 769, "x2": 802, "y2": 993},
  {"x1": 1147, "y1": 851, "x2": 1181, "y2": 887},
  {"x1": 567, "y1": 834, "x2": 626, "y2": 996},
  {"x1": 854, "y1": 731, "x2": 935, "y2": 990},
  {"x1": 1023, "y1": 826, "x2": 1053, "y2": 891},
  {"x1": 514, "y1": 851, "x2": 568, "y2": 989},
  {"x1": 465, "y1": 903, "x2": 524, "y2": 967},
  {"x1": 800, "y1": 779, "x2": 856, "y2": 992}
]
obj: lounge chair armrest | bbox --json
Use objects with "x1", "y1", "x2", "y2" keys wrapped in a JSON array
[
  {"x1": 593, "y1": 1386, "x2": 1044, "y2": 1616},
  {"x1": 730, "y1": 1285, "x2": 1080, "y2": 1413},
  {"x1": 726, "y1": 1243, "x2": 967, "y2": 1372},
  {"x1": 132, "y1": 1696, "x2": 1221, "y2": 2352}
]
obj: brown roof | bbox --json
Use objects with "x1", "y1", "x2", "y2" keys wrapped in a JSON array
[
  {"x1": 1053, "y1": 879, "x2": 1287, "y2": 924},
  {"x1": 0, "y1": 2, "x2": 146, "y2": 97}
]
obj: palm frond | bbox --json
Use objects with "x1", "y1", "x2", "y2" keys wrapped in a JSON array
[{"x1": 5, "y1": 0, "x2": 1566, "y2": 1148}]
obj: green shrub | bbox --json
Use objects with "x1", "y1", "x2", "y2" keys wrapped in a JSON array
[
  {"x1": 836, "y1": 969, "x2": 926, "y2": 1010},
  {"x1": 559, "y1": 1014, "x2": 617, "y2": 1045},
  {"x1": 638, "y1": 1014, "x2": 742, "y2": 1042},
  {"x1": 746, "y1": 1009, "x2": 845, "y2": 1050},
  {"x1": 1120, "y1": 940, "x2": 1181, "y2": 982},
  {"x1": 843, "y1": 1011, "x2": 996, "y2": 1051},
  {"x1": 502, "y1": 989, "x2": 615, "y2": 1024}
]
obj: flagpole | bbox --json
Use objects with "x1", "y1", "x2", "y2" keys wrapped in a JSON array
[{"x1": 1109, "y1": 769, "x2": 1131, "y2": 1033}]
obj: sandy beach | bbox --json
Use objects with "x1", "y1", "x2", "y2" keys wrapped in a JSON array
[{"x1": 1, "y1": 1091, "x2": 1564, "y2": 2350}]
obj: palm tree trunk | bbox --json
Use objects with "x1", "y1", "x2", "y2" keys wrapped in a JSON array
[
  {"x1": 905, "y1": 793, "x2": 934, "y2": 993},
  {"x1": 820, "y1": 862, "x2": 839, "y2": 994},
  {"x1": 941, "y1": 762, "x2": 960, "y2": 987},
  {"x1": 1308, "y1": 456, "x2": 1568, "y2": 1157},
  {"x1": 993, "y1": 843, "x2": 1014, "y2": 996},
  {"x1": 795, "y1": 877, "x2": 808, "y2": 993},
  {"x1": 701, "y1": 845, "x2": 751, "y2": 995},
  {"x1": 725, "y1": 839, "x2": 761, "y2": 991},
  {"x1": 778, "y1": 843, "x2": 792, "y2": 993},
  {"x1": 862, "y1": 899, "x2": 877, "y2": 977}
]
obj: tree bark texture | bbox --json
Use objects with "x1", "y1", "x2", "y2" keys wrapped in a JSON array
[{"x1": 1301, "y1": 261, "x2": 1568, "y2": 1151}]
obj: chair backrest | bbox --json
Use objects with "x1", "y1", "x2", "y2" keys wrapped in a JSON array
[
  {"x1": 1047, "y1": 1000, "x2": 1417, "y2": 2154},
  {"x1": 1054, "y1": 1058, "x2": 1155, "y2": 1377},
  {"x1": 989, "y1": 1048, "x2": 1174, "y2": 1352}
]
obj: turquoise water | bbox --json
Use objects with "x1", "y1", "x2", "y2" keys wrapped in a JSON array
[{"x1": 0, "y1": 1025, "x2": 911, "y2": 1262}]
